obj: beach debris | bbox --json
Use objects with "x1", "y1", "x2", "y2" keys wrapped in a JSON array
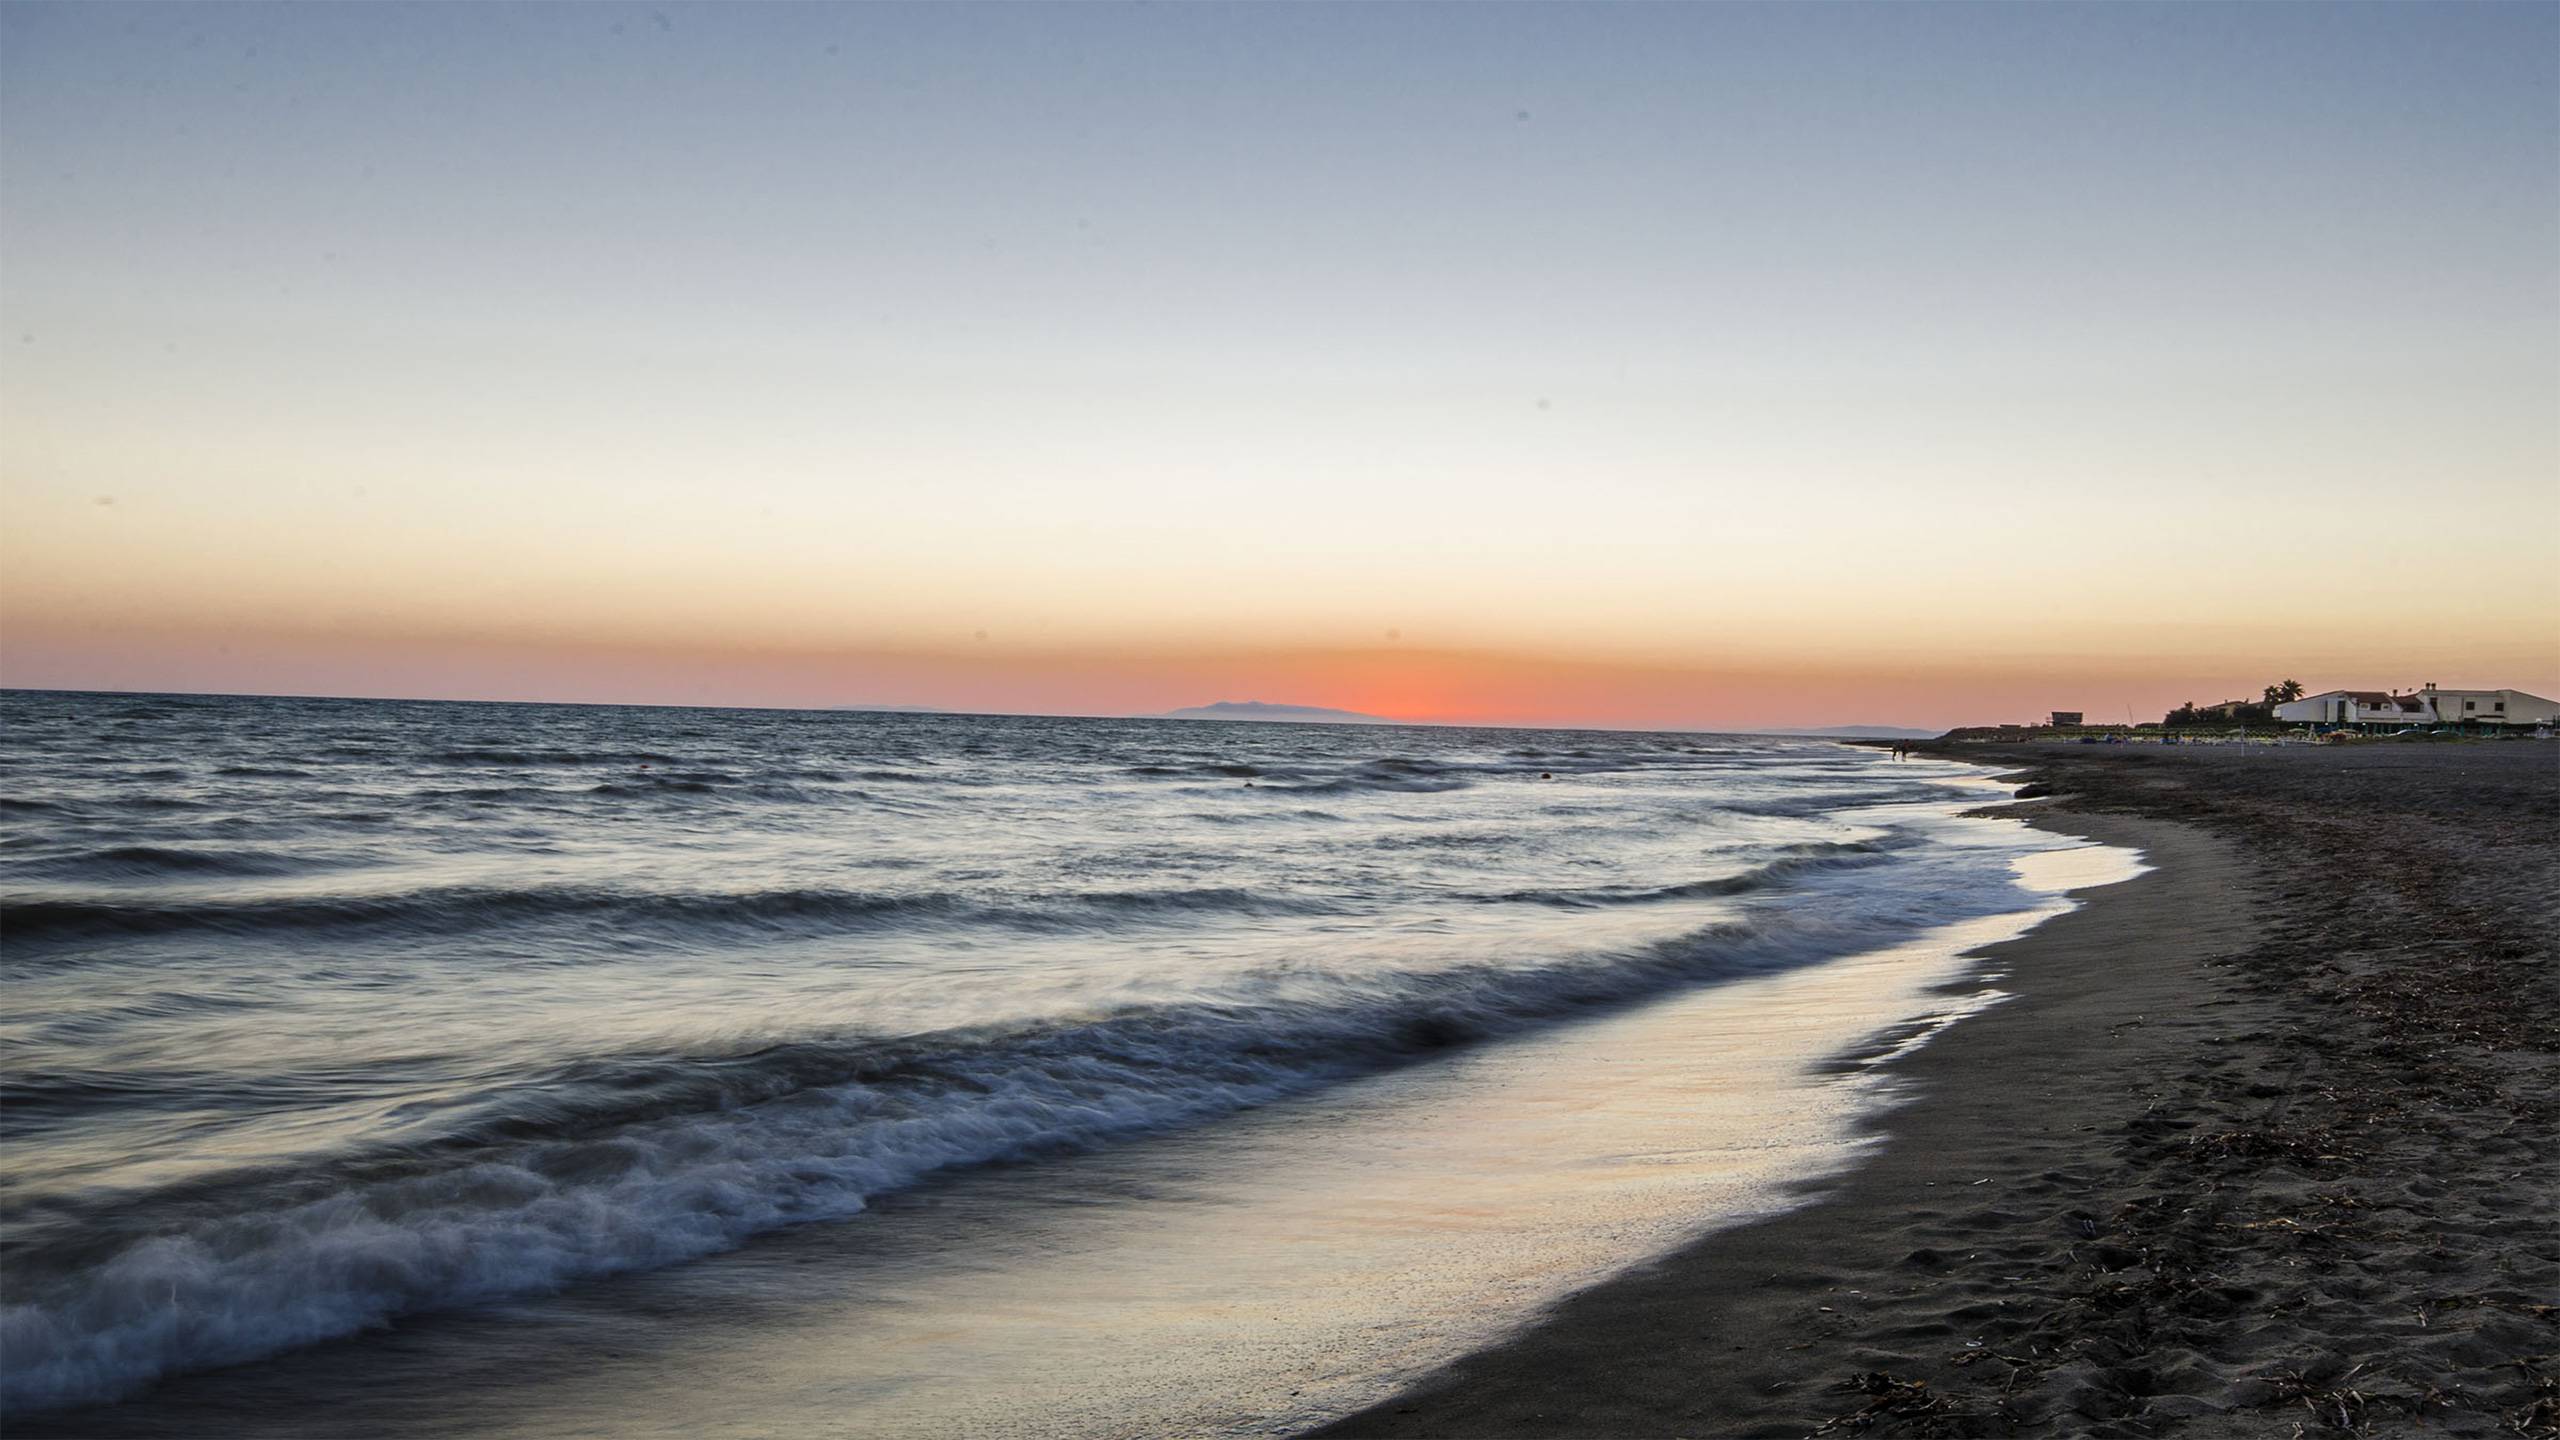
[
  {"x1": 2508, "y1": 1365, "x2": 2560, "y2": 1438},
  {"x1": 1812, "y1": 1372, "x2": 1967, "y2": 1434},
  {"x1": 2418, "y1": 1292, "x2": 2560, "y2": 1323},
  {"x1": 2185, "y1": 1125, "x2": 2356, "y2": 1169},
  {"x1": 2242, "y1": 1362, "x2": 2444, "y2": 1434}
]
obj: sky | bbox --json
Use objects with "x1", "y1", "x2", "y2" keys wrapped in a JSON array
[{"x1": 3, "y1": 1, "x2": 2554, "y2": 730}]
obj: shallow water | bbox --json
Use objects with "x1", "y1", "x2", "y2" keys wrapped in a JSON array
[{"x1": 0, "y1": 692, "x2": 2119, "y2": 1425}]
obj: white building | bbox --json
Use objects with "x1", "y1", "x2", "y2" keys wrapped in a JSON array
[
  {"x1": 2272, "y1": 690, "x2": 2427, "y2": 727},
  {"x1": 2273, "y1": 686, "x2": 2560, "y2": 729},
  {"x1": 2410, "y1": 685, "x2": 2560, "y2": 727}
]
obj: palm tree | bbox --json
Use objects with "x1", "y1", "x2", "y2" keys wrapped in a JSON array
[{"x1": 2277, "y1": 679, "x2": 2305, "y2": 702}]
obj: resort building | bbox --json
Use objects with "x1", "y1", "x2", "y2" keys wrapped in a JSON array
[
  {"x1": 2409, "y1": 685, "x2": 2560, "y2": 727},
  {"x1": 2271, "y1": 691, "x2": 2422, "y2": 727},
  {"x1": 2272, "y1": 686, "x2": 2560, "y2": 730}
]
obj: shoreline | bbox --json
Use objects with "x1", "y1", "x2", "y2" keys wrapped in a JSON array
[
  {"x1": 1316, "y1": 742, "x2": 2558, "y2": 1437},
  {"x1": 7, "y1": 755, "x2": 2097, "y2": 1439}
]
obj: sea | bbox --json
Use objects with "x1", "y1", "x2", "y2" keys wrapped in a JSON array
[{"x1": 0, "y1": 690, "x2": 2135, "y2": 1436}]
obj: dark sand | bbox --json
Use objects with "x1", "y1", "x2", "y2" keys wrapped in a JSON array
[{"x1": 1318, "y1": 742, "x2": 2558, "y2": 1438}]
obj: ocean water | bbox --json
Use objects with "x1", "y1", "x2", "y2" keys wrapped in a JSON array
[{"x1": 0, "y1": 691, "x2": 2108, "y2": 1428}]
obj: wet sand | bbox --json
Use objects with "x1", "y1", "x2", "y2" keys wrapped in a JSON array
[{"x1": 1317, "y1": 742, "x2": 2558, "y2": 1438}]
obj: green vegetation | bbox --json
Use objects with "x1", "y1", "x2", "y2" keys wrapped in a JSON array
[{"x1": 2163, "y1": 679, "x2": 2303, "y2": 729}]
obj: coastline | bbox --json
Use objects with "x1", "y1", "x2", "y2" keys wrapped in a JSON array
[
  {"x1": 6, "y1": 745, "x2": 2105, "y2": 1440},
  {"x1": 1317, "y1": 742, "x2": 2558, "y2": 1437}
]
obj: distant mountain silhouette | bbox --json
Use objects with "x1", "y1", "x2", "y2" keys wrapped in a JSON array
[
  {"x1": 1161, "y1": 701, "x2": 1392, "y2": 725},
  {"x1": 1754, "y1": 724, "x2": 1939, "y2": 738}
]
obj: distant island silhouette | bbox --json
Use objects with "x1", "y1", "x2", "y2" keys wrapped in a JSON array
[{"x1": 1161, "y1": 701, "x2": 1392, "y2": 725}]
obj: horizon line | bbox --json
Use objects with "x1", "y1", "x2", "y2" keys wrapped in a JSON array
[{"x1": 0, "y1": 685, "x2": 1943, "y2": 740}]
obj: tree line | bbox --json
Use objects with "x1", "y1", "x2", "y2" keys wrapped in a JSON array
[{"x1": 2162, "y1": 679, "x2": 2304, "y2": 728}]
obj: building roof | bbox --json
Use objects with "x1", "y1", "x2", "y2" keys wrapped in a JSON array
[{"x1": 2296, "y1": 686, "x2": 2553, "y2": 711}]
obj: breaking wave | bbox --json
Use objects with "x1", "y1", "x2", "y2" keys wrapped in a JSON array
[
  {"x1": 3, "y1": 909, "x2": 1896, "y2": 1415},
  {"x1": 0, "y1": 882, "x2": 1352, "y2": 948}
]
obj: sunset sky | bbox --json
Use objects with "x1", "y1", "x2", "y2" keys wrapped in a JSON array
[{"x1": 4, "y1": 2, "x2": 2554, "y2": 730}]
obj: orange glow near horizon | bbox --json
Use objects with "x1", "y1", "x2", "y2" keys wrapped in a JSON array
[
  {"x1": 7, "y1": 612, "x2": 2555, "y2": 733},
  {"x1": 7, "y1": 471, "x2": 2556, "y2": 732}
]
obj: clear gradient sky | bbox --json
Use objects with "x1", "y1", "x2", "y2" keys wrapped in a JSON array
[{"x1": 4, "y1": 2, "x2": 2554, "y2": 729}]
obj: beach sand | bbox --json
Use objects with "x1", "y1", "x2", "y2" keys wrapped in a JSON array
[{"x1": 1317, "y1": 742, "x2": 2557, "y2": 1438}]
